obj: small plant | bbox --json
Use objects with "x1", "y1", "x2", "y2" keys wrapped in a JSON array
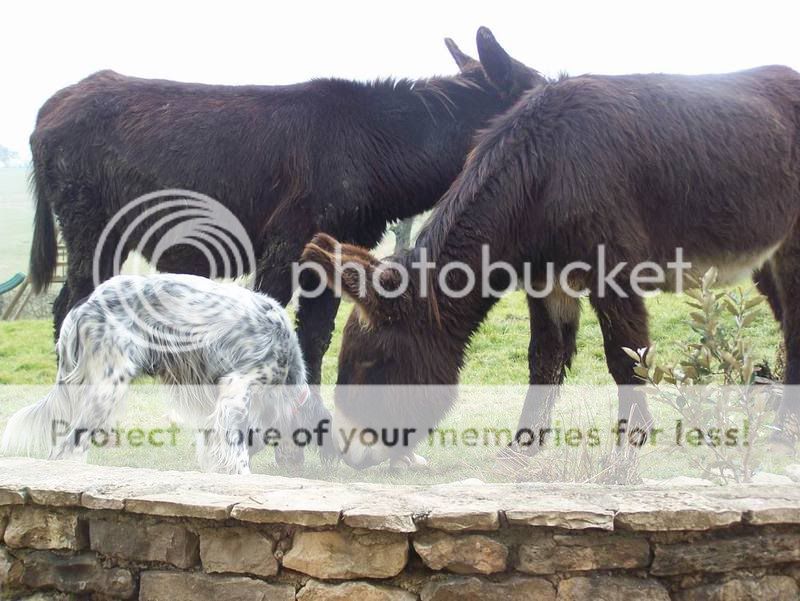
[
  {"x1": 626, "y1": 267, "x2": 777, "y2": 483},
  {"x1": 486, "y1": 399, "x2": 643, "y2": 485}
]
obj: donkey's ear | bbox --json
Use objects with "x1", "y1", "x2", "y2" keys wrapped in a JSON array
[
  {"x1": 301, "y1": 235, "x2": 404, "y2": 325},
  {"x1": 304, "y1": 233, "x2": 380, "y2": 268},
  {"x1": 476, "y1": 26, "x2": 514, "y2": 91},
  {"x1": 444, "y1": 37, "x2": 478, "y2": 73}
]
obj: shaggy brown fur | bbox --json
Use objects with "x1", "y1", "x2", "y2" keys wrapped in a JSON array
[
  {"x1": 306, "y1": 64, "x2": 800, "y2": 467},
  {"x1": 28, "y1": 27, "x2": 543, "y2": 389}
]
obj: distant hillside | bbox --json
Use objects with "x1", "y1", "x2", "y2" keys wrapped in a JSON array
[{"x1": 0, "y1": 145, "x2": 28, "y2": 168}]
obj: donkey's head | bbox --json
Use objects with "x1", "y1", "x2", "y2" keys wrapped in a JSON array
[
  {"x1": 446, "y1": 26, "x2": 545, "y2": 102},
  {"x1": 301, "y1": 234, "x2": 456, "y2": 468}
]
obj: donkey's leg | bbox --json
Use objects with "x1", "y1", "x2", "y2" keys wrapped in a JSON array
[
  {"x1": 253, "y1": 221, "x2": 314, "y2": 467},
  {"x1": 590, "y1": 288, "x2": 654, "y2": 439},
  {"x1": 65, "y1": 228, "x2": 126, "y2": 306},
  {"x1": 256, "y1": 223, "x2": 338, "y2": 386},
  {"x1": 274, "y1": 434, "x2": 305, "y2": 469},
  {"x1": 753, "y1": 265, "x2": 783, "y2": 324},
  {"x1": 55, "y1": 190, "x2": 128, "y2": 339},
  {"x1": 52, "y1": 282, "x2": 71, "y2": 339},
  {"x1": 296, "y1": 289, "x2": 341, "y2": 386},
  {"x1": 253, "y1": 199, "x2": 316, "y2": 306},
  {"x1": 514, "y1": 293, "x2": 580, "y2": 455},
  {"x1": 769, "y1": 247, "x2": 800, "y2": 442}
]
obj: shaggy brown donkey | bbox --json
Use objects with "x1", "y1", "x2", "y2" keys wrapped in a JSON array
[
  {"x1": 28, "y1": 27, "x2": 542, "y2": 394},
  {"x1": 304, "y1": 64, "x2": 800, "y2": 468}
]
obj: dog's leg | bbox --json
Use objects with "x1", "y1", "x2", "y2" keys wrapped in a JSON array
[
  {"x1": 204, "y1": 373, "x2": 255, "y2": 474},
  {"x1": 52, "y1": 352, "x2": 133, "y2": 460}
]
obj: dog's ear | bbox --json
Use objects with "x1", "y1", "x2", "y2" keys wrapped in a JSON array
[{"x1": 301, "y1": 234, "x2": 408, "y2": 325}]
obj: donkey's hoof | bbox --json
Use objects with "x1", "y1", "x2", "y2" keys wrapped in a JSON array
[
  {"x1": 389, "y1": 456, "x2": 412, "y2": 470},
  {"x1": 498, "y1": 442, "x2": 538, "y2": 460},
  {"x1": 389, "y1": 453, "x2": 428, "y2": 471},
  {"x1": 275, "y1": 445, "x2": 306, "y2": 470},
  {"x1": 767, "y1": 431, "x2": 797, "y2": 457},
  {"x1": 410, "y1": 453, "x2": 428, "y2": 467}
]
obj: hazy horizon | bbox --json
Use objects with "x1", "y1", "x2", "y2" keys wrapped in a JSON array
[{"x1": 3, "y1": 0, "x2": 799, "y2": 158}]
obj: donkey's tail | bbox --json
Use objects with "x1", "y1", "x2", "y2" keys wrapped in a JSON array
[
  {"x1": 28, "y1": 163, "x2": 58, "y2": 293},
  {"x1": 0, "y1": 387, "x2": 71, "y2": 458}
]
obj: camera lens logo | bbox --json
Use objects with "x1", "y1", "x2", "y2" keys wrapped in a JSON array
[{"x1": 92, "y1": 189, "x2": 256, "y2": 352}]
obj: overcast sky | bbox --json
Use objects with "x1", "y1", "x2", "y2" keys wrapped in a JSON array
[{"x1": 3, "y1": 0, "x2": 799, "y2": 158}]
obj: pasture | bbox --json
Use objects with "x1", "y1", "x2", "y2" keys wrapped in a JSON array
[
  {"x1": 0, "y1": 167, "x2": 788, "y2": 483},
  {"x1": 0, "y1": 168, "x2": 33, "y2": 279}
]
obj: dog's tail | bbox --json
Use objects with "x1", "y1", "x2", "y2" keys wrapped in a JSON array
[
  {"x1": 1, "y1": 313, "x2": 83, "y2": 457},
  {"x1": 0, "y1": 388, "x2": 72, "y2": 458}
]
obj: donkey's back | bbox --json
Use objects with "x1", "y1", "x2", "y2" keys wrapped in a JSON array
[{"x1": 522, "y1": 65, "x2": 800, "y2": 267}]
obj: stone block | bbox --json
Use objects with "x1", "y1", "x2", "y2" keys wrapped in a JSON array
[
  {"x1": 652, "y1": 532, "x2": 800, "y2": 575},
  {"x1": 283, "y1": 529, "x2": 408, "y2": 579},
  {"x1": 413, "y1": 532, "x2": 507, "y2": 574},
  {"x1": 138, "y1": 571, "x2": 294, "y2": 601},
  {"x1": 298, "y1": 580, "x2": 416, "y2": 601},
  {"x1": 557, "y1": 576, "x2": 670, "y2": 600},
  {"x1": 517, "y1": 532, "x2": 650, "y2": 574},
  {"x1": 19, "y1": 551, "x2": 135, "y2": 599},
  {"x1": 200, "y1": 527, "x2": 278, "y2": 577},
  {"x1": 4, "y1": 507, "x2": 87, "y2": 551},
  {"x1": 90, "y1": 518, "x2": 199, "y2": 569},
  {"x1": 421, "y1": 576, "x2": 555, "y2": 601},
  {"x1": 674, "y1": 575, "x2": 799, "y2": 600}
]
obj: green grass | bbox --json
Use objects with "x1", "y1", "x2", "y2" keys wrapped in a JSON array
[
  {"x1": 0, "y1": 320, "x2": 54, "y2": 384},
  {"x1": 0, "y1": 168, "x2": 34, "y2": 280},
  {"x1": 0, "y1": 167, "x2": 788, "y2": 482},
  {"x1": 0, "y1": 289, "x2": 784, "y2": 483}
]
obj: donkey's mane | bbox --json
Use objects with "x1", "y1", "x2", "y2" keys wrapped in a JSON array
[
  {"x1": 409, "y1": 75, "x2": 562, "y2": 326},
  {"x1": 354, "y1": 71, "x2": 493, "y2": 124},
  {"x1": 415, "y1": 84, "x2": 550, "y2": 267}
]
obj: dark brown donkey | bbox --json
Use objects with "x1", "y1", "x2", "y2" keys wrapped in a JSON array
[
  {"x1": 28, "y1": 27, "x2": 541, "y2": 398},
  {"x1": 303, "y1": 65, "x2": 800, "y2": 468}
]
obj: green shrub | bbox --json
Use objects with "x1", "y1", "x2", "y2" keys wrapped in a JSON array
[{"x1": 626, "y1": 268, "x2": 777, "y2": 483}]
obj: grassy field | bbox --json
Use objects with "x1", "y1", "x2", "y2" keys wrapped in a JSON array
[
  {"x1": 0, "y1": 168, "x2": 34, "y2": 279},
  {"x1": 0, "y1": 167, "x2": 789, "y2": 482},
  {"x1": 0, "y1": 291, "x2": 786, "y2": 483},
  {"x1": 4, "y1": 292, "x2": 782, "y2": 388}
]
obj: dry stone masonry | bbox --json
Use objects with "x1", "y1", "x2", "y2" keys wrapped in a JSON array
[{"x1": 0, "y1": 458, "x2": 799, "y2": 600}]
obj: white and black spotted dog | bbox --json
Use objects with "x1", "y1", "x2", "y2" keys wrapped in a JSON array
[{"x1": 1, "y1": 274, "x2": 329, "y2": 474}]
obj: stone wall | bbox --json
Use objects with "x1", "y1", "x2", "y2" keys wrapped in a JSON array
[{"x1": 1, "y1": 458, "x2": 799, "y2": 600}]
